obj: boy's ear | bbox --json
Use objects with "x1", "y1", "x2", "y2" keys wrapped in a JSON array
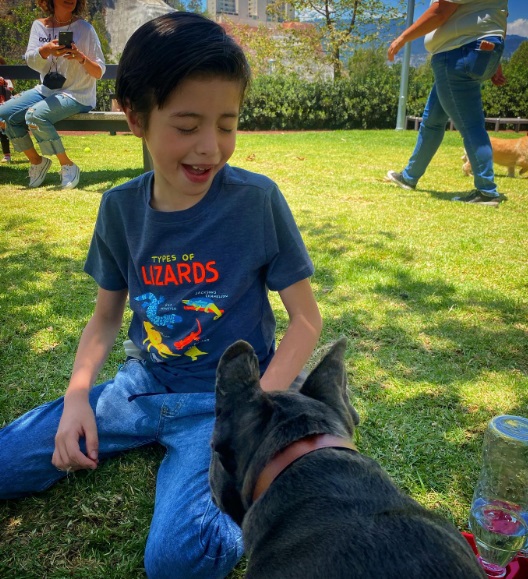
[{"x1": 123, "y1": 105, "x2": 145, "y2": 138}]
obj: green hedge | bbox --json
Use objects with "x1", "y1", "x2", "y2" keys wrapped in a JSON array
[
  {"x1": 238, "y1": 68, "x2": 437, "y2": 131},
  {"x1": 482, "y1": 41, "x2": 528, "y2": 120},
  {"x1": 239, "y1": 71, "x2": 402, "y2": 130},
  {"x1": 237, "y1": 43, "x2": 527, "y2": 131},
  {"x1": 237, "y1": 49, "x2": 526, "y2": 131}
]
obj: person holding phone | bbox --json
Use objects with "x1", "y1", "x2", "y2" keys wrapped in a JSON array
[{"x1": 0, "y1": 0, "x2": 105, "y2": 189}]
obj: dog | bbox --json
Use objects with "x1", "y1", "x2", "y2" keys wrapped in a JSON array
[
  {"x1": 462, "y1": 134, "x2": 528, "y2": 177},
  {"x1": 209, "y1": 339, "x2": 486, "y2": 578}
]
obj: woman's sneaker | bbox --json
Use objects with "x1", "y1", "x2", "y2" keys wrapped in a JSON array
[
  {"x1": 1, "y1": 154, "x2": 11, "y2": 163},
  {"x1": 452, "y1": 190, "x2": 507, "y2": 206},
  {"x1": 28, "y1": 157, "x2": 52, "y2": 187},
  {"x1": 385, "y1": 170, "x2": 415, "y2": 190},
  {"x1": 61, "y1": 163, "x2": 80, "y2": 189}
]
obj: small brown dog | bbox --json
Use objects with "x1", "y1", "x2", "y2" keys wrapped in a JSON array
[{"x1": 462, "y1": 134, "x2": 528, "y2": 177}]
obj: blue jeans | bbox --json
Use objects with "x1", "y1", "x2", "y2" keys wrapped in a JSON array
[
  {"x1": 0, "y1": 88, "x2": 91, "y2": 156},
  {"x1": 402, "y1": 37, "x2": 504, "y2": 197},
  {"x1": 0, "y1": 359, "x2": 243, "y2": 579}
]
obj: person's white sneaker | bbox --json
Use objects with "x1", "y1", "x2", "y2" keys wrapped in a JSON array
[
  {"x1": 61, "y1": 163, "x2": 80, "y2": 189},
  {"x1": 28, "y1": 157, "x2": 52, "y2": 187}
]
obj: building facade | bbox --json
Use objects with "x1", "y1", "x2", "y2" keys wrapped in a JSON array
[{"x1": 207, "y1": 0, "x2": 294, "y2": 26}]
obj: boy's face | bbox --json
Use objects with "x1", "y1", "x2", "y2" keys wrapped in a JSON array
[{"x1": 129, "y1": 77, "x2": 243, "y2": 211}]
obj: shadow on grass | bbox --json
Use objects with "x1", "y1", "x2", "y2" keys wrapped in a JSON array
[
  {"x1": 0, "y1": 166, "x2": 142, "y2": 190},
  {"x1": 299, "y1": 217, "x2": 528, "y2": 383},
  {"x1": 0, "y1": 238, "x2": 97, "y2": 418},
  {"x1": 417, "y1": 186, "x2": 515, "y2": 203},
  {"x1": 420, "y1": 189, "x2": 459, "y2": 202},
  {"x1": 1, "y1": 187, "x2": 526, "y2": 577},
  {"x1": 356, "y1": 388, "x2": 528, "y2": 520}
]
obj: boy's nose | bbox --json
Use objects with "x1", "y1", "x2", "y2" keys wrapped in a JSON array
[{"x1": 196, "y1": 129, "x2": 220, "y2": 157}]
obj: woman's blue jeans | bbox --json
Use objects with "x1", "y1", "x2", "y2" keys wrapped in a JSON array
[
  {"x1": 0, "y1": 88, "x2": 91, "y2": 156},
  {"x1": 0, "y1": 359, "x2": 244, "y2": 579},
  {"x1": 401, "y1": 37, "x2": 504, "y2": 197}
]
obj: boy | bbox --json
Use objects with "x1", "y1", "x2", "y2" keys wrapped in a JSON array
[{"x1": 0, "y1": 12, "x2": 322, "y2": 579}]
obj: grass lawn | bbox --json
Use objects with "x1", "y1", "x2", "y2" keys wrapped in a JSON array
[{"x1": 0, "y1": 129, "x2": 527, "y2": 577}]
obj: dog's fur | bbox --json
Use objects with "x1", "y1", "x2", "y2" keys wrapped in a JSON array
[
  {"x1": 209, "y1": 339, "x2": 486, "y2": 579},
  {"x1": 462, "y1": 134, "x2": 528, "y2": 177}
]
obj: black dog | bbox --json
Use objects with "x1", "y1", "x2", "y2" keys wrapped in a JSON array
[{"x1": 209, "y1": 339, "x2": 486, "y2": 578}]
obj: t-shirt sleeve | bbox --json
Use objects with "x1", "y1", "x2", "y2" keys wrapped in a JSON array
[
  {"x1": 25, "y1": 21, "x2": 51, "y2": 74},
  {"x1": 263, "y1": 184, "x2": 314, "y2": 291},
  {"x1": 85, "y1": 22, "x2": 106, "y2": 74},
  {"x1": 84, "y1": 196, "x2": 128, "y2": 291}
]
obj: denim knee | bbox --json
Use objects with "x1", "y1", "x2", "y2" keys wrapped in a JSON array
[
  {"x1": 144, "y1": 541, "x2": 236, "y2": 579},
  {"x1": 143, "y1": 517, "x2": 242, "y2": 579},
  {"x1": 25, "y1": 106, "x2": 41, "y2": 129}
]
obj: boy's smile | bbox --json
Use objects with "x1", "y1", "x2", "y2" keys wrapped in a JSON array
[{"x1": 136, "y1": 78, "x2": 242, "y2": 211}]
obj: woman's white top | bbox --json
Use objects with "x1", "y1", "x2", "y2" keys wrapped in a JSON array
[
  {"x1": 424, "y1": 0, "x2": 508, "y2": 55},
  {"x1": 25, "y1": 19, "x2": 106, "y2": 108}
]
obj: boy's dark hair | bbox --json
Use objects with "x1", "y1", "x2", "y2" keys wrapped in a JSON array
[{"x1": 116, "y1": 12, "x2": 251, "y2": 128}]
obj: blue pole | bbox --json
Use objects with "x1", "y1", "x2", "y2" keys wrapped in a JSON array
[{"x1": 396, "y1": 0, "x2": 416, "y2": 130}]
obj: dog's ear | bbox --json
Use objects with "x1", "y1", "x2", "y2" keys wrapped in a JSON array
[
  {"x1": 211, "y1": 340, "x2": 273, "y2": 525},
  {"x1": 216, "y1": 340, "x2": 261, "y2": 398},
  {"x1": 210, "y1": 403, "x2": 247, "y2": 525},
  {"x1": 300, "y1": 338, "x2": 360, "y2": 430},
  {"x1": 209, "y1": 447, "x2": 246, "y2": 526}
]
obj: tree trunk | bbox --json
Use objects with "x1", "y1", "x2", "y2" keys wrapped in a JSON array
[{"x1": 333, "y1": 46, "x2": 341, "y2": 80}]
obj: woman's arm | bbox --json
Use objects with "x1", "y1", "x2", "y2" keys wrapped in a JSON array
[
  {"x1": 59, "y1": 22, "x2": 105, "y2": 79},
  {"x1": 26, "y1": 20, "x2": 54, "y2": 73},
  {"x1": 64, "y1": 42, "x2": 104, "y2": 79},
  {"x1": 388, "y1": 0, "x2": 460, "y2": 61},
  {"x1": 260, "y1": 278, "x2": 322, "y2": 392}
]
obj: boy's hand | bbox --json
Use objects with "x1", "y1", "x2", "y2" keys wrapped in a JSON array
[{"x1": 52, "y1": 393, "x2": 99, "y2": 471}]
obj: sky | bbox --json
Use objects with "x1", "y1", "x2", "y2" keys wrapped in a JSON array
[
  {"x1": 295, "y1": 1, "x2": 527, "y2": 38},
  {"x1": 413, "y1": 0, "x2": 528, "y2": 37}
]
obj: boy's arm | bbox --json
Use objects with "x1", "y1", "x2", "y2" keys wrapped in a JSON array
[
  {"x1": 260, "y1": 279, "x2": 322, "y2": 392},
  {"x1": 52, "y1": 287, "x2": 128, "y2": 472}
]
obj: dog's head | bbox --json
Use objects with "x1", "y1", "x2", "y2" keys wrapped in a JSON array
[{"x1": 209, "y1": 338, "x2": 359, "y2": 525}]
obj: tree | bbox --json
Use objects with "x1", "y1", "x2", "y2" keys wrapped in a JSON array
[
  {"x1": 268, "y1": 0, "x2": 406, "y2": 79},
  {"x1": 481, "y1": 41, "x2": 528, "y2": 119},
  {"x1": 0, "y1": 1, "x2": 39, "y2": 62},
  {"x1": 164, "y1": 0, "x2": 206, "y2": 14},
  {"x1": 223, "y1": 21, "x2": 331, "y2": 80},
  {"x1": 501, "y1": 41, "x2": 528, "y2": 118}
]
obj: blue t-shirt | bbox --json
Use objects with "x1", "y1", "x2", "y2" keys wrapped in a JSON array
[{"x1": 84, "y1": 165, "x2": 314, "y2": 392}]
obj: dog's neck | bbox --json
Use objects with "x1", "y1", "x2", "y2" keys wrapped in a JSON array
[{"x1": 252, "y1": 434, "x2": 357, "y2": 503}]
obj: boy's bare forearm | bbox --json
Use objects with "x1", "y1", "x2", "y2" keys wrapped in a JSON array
[
  {"x1": 65, "y1": 288, "x2": 127, "y2": 398},
  {"x1": 261, "y1": 279, "x2": 322, "y2": 392},
  {"x1": 66, "y1": 317, "x2": 122, "y2": 398},
  {"x1": 260, "y1": 313, "x2": 322, "y2": 392}
]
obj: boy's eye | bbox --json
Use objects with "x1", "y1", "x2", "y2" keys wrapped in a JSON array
[{"x1": 176, "y1": 127, "x2": 197, "y2": 135}]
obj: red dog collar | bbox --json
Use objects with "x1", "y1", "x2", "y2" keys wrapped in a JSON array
[{"x1": 252, "y1": 434, "x2": 357, "y2": 503}]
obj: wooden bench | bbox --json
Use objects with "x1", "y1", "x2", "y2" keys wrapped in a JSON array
[
  {"x1": 0, "y1": 64, "x2": 153, "y2": 171},
  {"x1": 406, "y1": 115, "x2": 528, "y2": 133}
]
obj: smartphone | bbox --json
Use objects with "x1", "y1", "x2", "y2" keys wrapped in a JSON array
[{"x1": 58, "y1": 31, "x2": 73, "y2": 49}]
